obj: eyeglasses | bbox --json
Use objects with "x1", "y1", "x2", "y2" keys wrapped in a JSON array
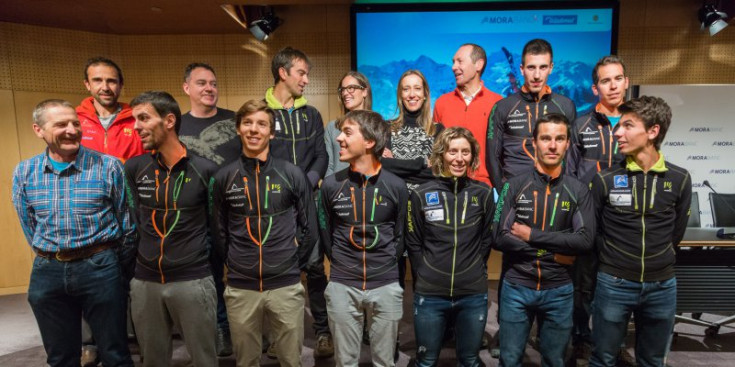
[{"x1": 338, "y1": 84, "x2": 365, "y2": 94}]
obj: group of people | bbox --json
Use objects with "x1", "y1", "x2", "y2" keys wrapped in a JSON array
[{"x1": 12, "y1": 37, "x2": 691, "y2": 367}]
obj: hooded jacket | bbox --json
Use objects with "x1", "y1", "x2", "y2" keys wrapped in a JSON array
[
  {"x1": 494, "y1": 168, "x2": 594, "y2": 290},
  {"x1": 591, "y1": 154, "x2": 691, "y2": 282},
  {"x1": 486, "y1": 86, "x2": 576, "y2": 188},
  {"x1": 265, "y1": 87, "x2": 327, "y2": 187},
  {"x1": 567, "y1": 105, "x2": 625, "y2": 185},
  {"x1": 318, "y1": 166, "x2": 408, "y2": 290},
  {"x1": 77, "y1": 97, "x2": 144, "y2": 162},
  {"x1": 124, "y1": 149, "x2": 217, "y2": 283},
  {"x1": 406, "y1": 176, "x2": 494, "y2": 297},
  {"x1": 213, "y1": 153, "x2": 317, "y2": 291}
]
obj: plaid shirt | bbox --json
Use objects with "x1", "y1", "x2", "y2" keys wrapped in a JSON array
[{"x1": 12, "y1": 146, "x2": 137, "y2": 252}]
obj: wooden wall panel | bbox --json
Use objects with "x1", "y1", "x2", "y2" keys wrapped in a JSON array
[{"x1": 0, "y1": 89, "x2": 32, "y2": 293}]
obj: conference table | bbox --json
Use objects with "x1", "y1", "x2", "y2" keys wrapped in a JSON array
[{"x1": 675, "y1": 228, "x2": 735, "y2": 336}]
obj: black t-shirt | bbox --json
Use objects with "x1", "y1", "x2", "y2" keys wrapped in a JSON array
[{"x1": 180, "y1": 108, "x2": 242, "y2": 167}]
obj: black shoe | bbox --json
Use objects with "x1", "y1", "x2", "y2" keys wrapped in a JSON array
[{"x1": 216, "y1": 327, "x2": 233, "y2": 357}]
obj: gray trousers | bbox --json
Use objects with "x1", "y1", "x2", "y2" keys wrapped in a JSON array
[
  {"x1": 130, "y1": 276, "x2": 217, "y2": 367},
  {"x1": 324, "y1": 281, "x2": 403, "y2": 367}
]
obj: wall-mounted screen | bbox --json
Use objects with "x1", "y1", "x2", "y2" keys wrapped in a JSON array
[{"x1": 352, "y1": 1, "x2": 618, "y2": 119}]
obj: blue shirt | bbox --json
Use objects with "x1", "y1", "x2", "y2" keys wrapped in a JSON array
[
  {"x1": 608, "y1": 115, "x2": 621, "y2": 127},
  {"x1": 12, "y1": 146, "x2": 137, "y2": 252}
]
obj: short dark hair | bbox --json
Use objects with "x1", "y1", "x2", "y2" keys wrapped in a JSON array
[
  {"x1": 533, "y1": 113, "x2": 570, "y2": 140},
  {"x1": 32, "y1": 99, "x2": 75, "y2": 126},
  {"x1": 84, "y1": 57, "x2": 123, "y2": 85},
  {"x1": 130, "y1": 91, "x2": 182, "y2": 134},
  {"x1": 337, "y1": 110, "x2": 389, "y2": 158},
  {"x1": 592, "y1": 55, "x2": 627, "y2": 85},
  {"x1": 521, "y1": 39, "x2": 553, "y2": 65},
  {"x1": 461, "y1": 43, "x2": 487, "y2": 76},
  {"x1": 429, "y1": 127, "x2": 481, "y2": 177},
  {"x1": 184, "y1": 63, "x2": 216, "y2": 82},
  {"x1": 271, "y1": 47, "x2": 311, "y2": 85},
  {"x1": 235, "y1": 99, "x2": 275, "y2": 132},
  {"x1": 618, "y1": 96, "x2": 672, "y2": 150}
]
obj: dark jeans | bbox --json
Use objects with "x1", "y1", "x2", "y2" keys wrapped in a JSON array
[
  {"x1": 590, "y1": 272, "x2": 676, "y2": 367},
  {"x1": 27, "y1": 249, "x2": 133, "y2": 367},
  {"x1": 413, "y1": 293, "x2": 488, "y2": 367},
  {"x1": 499, "y1": 280, "x2": 573, "y2": 367},
  {"x1": 306, "y1": 243, "x2": 330, "y2": 336},
  {"x1": 210, "y1": 251, "x2": 229, "y2": 330},
  {"x1": 572, "y1": 252, "x2": 597, "y2": 345}
]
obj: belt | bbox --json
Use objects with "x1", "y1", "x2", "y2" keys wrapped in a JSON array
[{"x1": 35, "y1": 242, "x2": 115, "y2": 262}]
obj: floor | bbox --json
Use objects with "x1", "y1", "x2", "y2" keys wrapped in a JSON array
[{"x1": 0, "y1": 281, "x2": 733, "y2": 366}]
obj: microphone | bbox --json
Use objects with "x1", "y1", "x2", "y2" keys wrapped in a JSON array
[{"x1": 703, "y1": 180, "x2": 717, "y2": 193}]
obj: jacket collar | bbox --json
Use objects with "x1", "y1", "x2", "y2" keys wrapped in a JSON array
[
  {"x1": 625, "y1": 152, "x2": 668, "y2": 173},
  {"x1": 239, "y1": 151, "x2": 272, "y2": 172},
  {"x1": 437, "y1": 174, "x2": 470, "y2": 191},
  {"x1": 265, "y1": 87, "x2": 308, "y2": 110},
  {"x1": 533, "y1": 167, "x2": 563, "y2": 187},
  {"x1": 520, "y1": 85, "x2": 552, "y2": 102}
]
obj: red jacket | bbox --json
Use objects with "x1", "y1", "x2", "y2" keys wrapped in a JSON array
[
  {"x1": 433, "y1": 84, "x2": 502, "y2": 187},
  {"x1": 77, "y1": 97, "x2": 144, "y2": 162}
]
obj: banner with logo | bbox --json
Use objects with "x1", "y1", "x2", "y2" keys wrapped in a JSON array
[{"x1": 639, "y1": 85, "x2": 735, "y2": 227}]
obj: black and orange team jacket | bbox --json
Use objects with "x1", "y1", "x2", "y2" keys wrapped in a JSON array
[
  {"x1": 212, "y1": 153, "x2": 317, "y2": 292},
  {"x1": 318, "y1": 166, "x2": 409, "y2": 290},
  {"x1": 493, "y1": 168, "x2": 595, "y2": 290},
  {"x1": 591, "y1": 155, "x2": 691, "y2": 283},
  {"x1": 124, "y1": 149, "x2": 218, "y2": 284},
  {"x1": 405, "y1": 176, "x2": 495, "y2": 297},
  {"x1": 486, "y1": 86, "x2": 576, "y2": 189},
  {"x1": 567, "y1": 106, "x2": 625, "y2": 185}
]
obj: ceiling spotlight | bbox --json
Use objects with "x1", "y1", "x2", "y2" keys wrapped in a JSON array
[
  {"x1": 249, "y1": 10, "x2": 282, "y2": 42},
  {"x1": 699, "y1": 2, "x2": 729, "y2": 36},
  {"x1": 221, "y1": 5, "x2": 282, "y2": 41}
]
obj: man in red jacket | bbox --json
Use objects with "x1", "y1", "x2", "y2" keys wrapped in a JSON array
[
  {"x1": 433, "y1": 43, "x2": 502, "y2": 187},
  {"x1": 76, "y1": 57, "x2": 144, "y2": 366},
  {"x1": 77, "y1": 57, "x2": 144, "y2": 162}
]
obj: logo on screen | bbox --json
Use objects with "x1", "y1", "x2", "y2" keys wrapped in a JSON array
[{"x1": 543, "y1": 15, "x2": 577, "y2": 25}]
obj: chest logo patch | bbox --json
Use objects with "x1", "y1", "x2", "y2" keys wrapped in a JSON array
[
  {"x1": 610, "y1": 193, "x2": 632, "y2": 206},
  {"x1": 425, "y1": 208, "x2": 444, "y2": 222},
  {"x1": 425, "y1": 191, "x2": 440, "y2": 206},
  {"x1": 614, "y1": 175, "x2": 628, "y2": 188}
]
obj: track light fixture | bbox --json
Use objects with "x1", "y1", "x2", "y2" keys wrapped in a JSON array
[
  {"x1": 699, "y1": 1, "x2": 729, "y2": 36},
  {"x1": 221, "y1": 5, "x2": 282, "y2": 41}
]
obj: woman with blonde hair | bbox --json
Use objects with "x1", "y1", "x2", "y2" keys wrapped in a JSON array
[{"x1": 382, "y1": 69, "x2": 443, "y2": 190}]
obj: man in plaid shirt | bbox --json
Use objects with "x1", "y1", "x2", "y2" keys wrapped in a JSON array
[{"x1": 12, "y1": 99, "x2": 137, "y2": 367}]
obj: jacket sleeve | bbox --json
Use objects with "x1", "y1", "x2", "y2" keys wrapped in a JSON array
[
  {"x1": 432, "y1": 101, "x2": 442, "y2": 124},
  {"x1": 566, "y1": 118, "x2": 582, "y2": 178},
  {"x1": 211, "y1": 173, "x2": 230, "y2": 262},
  {"x1": 11, "y1": 165, "x2": 36, "y2": 246},
  {"x1": 672, "y1": 172, "x2": 692, "y2": 248},
  {"x1": 405, "y1": 189, "x2": 425, "y2": 270},
  {"x1": 486, "y1": 104, "x2": 504, "y2": 189},
  {"x1": 481, "y1": 186, "x2": 495, "y2": 259},
  {"x1": 492, "y1": 182, "x2": 536, "y2": 255},
  {"x1": 527, "y1": 184, "x2": 595, "y2": 255},
  {"x1": 293, "y1": 168, "x2": 318, "y2": 270},
  {"x1": 113, "y1": 160, "x2": 138, "y2": 275},
  {"x1": 307, "y1": 110, "x2": 328, "y2": 186},
  {"x1": 381, "y1": 157, "x2": 432, "y2": 179},
  {"x1": 393, "y1": 184, "x2": 409, "y2": 261},
  {"x1": 317, "y1": 185, "x2": 334, "y2": 260},
  {"x1": 564, "y1": 98, "x2": 577, "y2": 124},
  {"x1": 325, "y1": 120, "x2": 339, "y2": 177},
  {"x1": 590, "y1": 173, "x2": 607, "y2": 236}
]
